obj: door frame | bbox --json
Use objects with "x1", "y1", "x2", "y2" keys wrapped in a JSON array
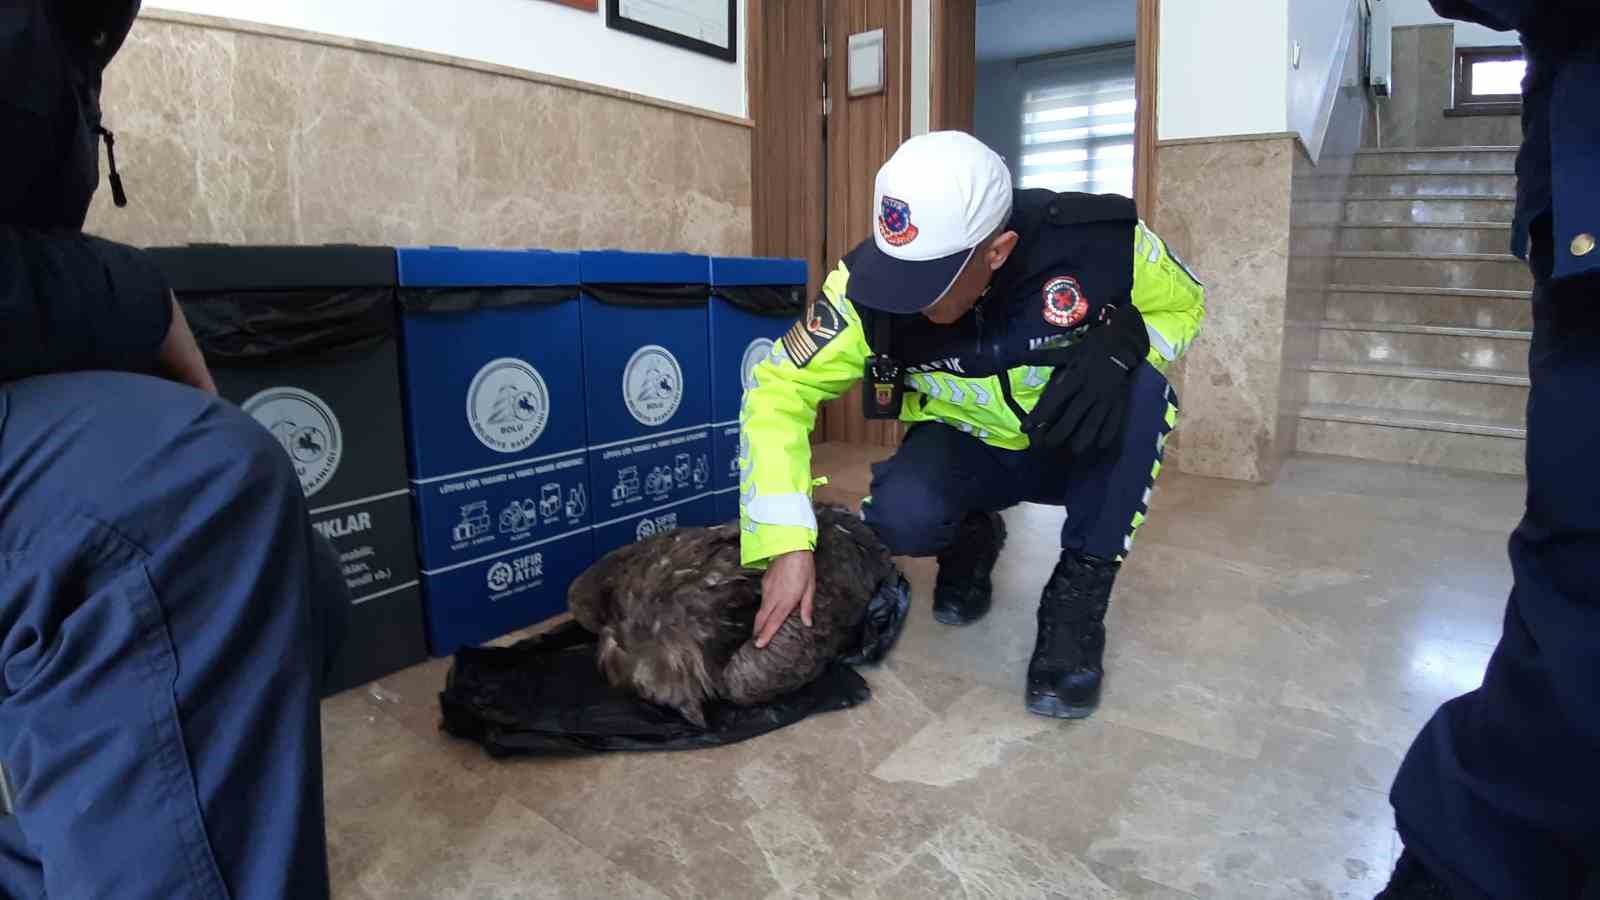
[{"x1": 929, "y1": 0, "x2": 1160, "y2": 218}]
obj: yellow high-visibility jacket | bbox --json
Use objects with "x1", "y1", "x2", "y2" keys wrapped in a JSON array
[{"x1": 736, "y1": 191, "x2": 1205, "y2": 568}]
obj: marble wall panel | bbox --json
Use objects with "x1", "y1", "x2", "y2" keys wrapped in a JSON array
[
  {"x1": 1153, "y1": 137, "x2": 1296, "y2": 483},
  {"x1": 84, "y1": 16, "x2": 753, "y2": 256}
]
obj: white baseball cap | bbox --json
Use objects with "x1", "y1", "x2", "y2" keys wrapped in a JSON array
[{"x1": 849, "y1": 130, "x2": 1014, "y2": 314}]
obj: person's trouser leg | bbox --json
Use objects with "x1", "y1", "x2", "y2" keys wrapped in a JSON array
[
  {"x1": 1041, "y1": 363, "x2": 1177, "y2": 561},
  {"x1": 0, "y1": 371, "x2": 349, "y2": 899},
  {"x1": 860, "y1": 421, "x2": 1023, "y2": 557},
  {"x1": 1390, "y1": 230, "x2": 1600, "y2": 899}
]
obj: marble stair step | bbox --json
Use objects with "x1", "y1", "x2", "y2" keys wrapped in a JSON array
[
  {"x1": 1344, "y1": 195, "x2": 1516, "y2": 225},
  {"x1": 1333, "y1": 251, "x2": 1533, "y2": 292},
  {"x1": 1338, "y1": 222, "x2": 1513, "y2": 254},
  {"x1": 1310, "y1": 321, "x2": 1530, "y2": 374},
  {"x1": 1347, "y1": 172, "x2": 1517, "y2": 197},
  {"x1": 1299, "y1": 402, "x2": 1525, "y2": 439},
  {"x1": 1352, "y1": 146, "x2": 1519, "y2": 174},
  {"x1": 1296, "y1": 414, "x2": 1526, "y2": 476},
  {"x1": 1305, "y1": 359, "x2": 1528, "y2": 386},
  {"x1": 1305, "y1": 361, "x2": 1529, "y2": 426},
  {"x1": 1322, "y1": 284, "x2": 1531, "y2": 331}
]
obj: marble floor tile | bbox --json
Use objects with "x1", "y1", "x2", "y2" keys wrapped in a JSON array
[
  {"x1": 841, "y1": 815, "x2": 1123, "y2": 900},
  {"x1": 322, "y1": 704, "x2": 662, "y2": 900},
  {"x1": 1082, "y1": 753, "x2": 1396, "y2": 900},
  {"x1": 315, "y1": 453, "x2": 1526, "y2": 899}
]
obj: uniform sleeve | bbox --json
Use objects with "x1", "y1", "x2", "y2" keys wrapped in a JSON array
[
  {"x1": 738, "y1": 264, "x2": 869, "y2": 568},
  {"x1": 1130, "y1": 221, "x2": 1206, "y2": 373},
  {"x1": 1, "y1": 227, "x2": 174, "y2": 384}
]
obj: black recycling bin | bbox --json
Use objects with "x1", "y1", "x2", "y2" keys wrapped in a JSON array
[{"x1": 147, "y1": 244, "x2": 428, "y2": 696}]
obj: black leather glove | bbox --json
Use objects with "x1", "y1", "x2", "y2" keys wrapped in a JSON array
[{"x1": 1017, "y1": 304, "x2": 1149, "y2": 455}]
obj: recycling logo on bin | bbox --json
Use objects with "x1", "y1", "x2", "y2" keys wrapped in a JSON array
[
  {"x1": 623, "y1": 344, "x2": 684, "y2": 427},
  {"x1": 467, "y1": 358, "x2": 550, "y2": 454},
  {"x1": 635, "y1": 511, "x2": 679, "y2": 542},
  {"x1": 740, "y1": 338, "x2": 774, "y2": 394},
  {"x1": 485, "y1": 551, "x2": 544, "y2": 596},
  {"x1": 243, "y1": 387, "x2": 342, "y2": 498},
  {"x1": 486, "y1": 561, "x2": 515, "y2": 592}
]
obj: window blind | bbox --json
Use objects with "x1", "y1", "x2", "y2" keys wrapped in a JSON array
[{"x1": 1016, "y1": 44, "x2": 1137, "y2": 199}]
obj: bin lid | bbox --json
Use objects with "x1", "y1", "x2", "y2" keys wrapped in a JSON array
[
  {"x1": 397, "y1": 248, "x2": 579, "y2": 288},
  {"x1": 146, "y1": 244, "x2": 398, "y2": 291},
  {"x1": 710, "y1": 256, "x2": 807, "y2": 287},
  {"x1": 578, "y1": 250, "x2": 709, "y2": 286}
]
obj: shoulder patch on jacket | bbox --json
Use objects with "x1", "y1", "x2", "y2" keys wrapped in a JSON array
[{"x1": 780, "y1": 293, "x2": 844, "y2": 367}]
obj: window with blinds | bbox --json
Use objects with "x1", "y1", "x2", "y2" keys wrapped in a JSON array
[{"x1": 1016, "y1": 44, "x2": 1138, "y2": 199}]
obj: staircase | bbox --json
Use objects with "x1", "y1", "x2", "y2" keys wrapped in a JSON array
[{"x1": 1295, "y1": 146, "x2": 1531, "y2": 477}]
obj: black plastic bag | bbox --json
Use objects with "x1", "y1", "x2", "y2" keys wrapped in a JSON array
[
  {"x1": 711, "y1": 284, "x2": 806, "y2": 318},
  {"x1": 146, "y1": 245, "x2": 403, "y2": 367},
  {"x1": 438, "y1": 572, "x2": 912, "y2": 757}
]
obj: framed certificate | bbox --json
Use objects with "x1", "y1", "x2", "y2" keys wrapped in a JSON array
[{"x1": 606, "y1": 0, "x2": 737, "y2": 62}]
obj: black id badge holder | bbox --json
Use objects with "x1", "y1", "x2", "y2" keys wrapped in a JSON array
[{"x1": 863, "y1": 312, "x2": 905, "y2": 420}]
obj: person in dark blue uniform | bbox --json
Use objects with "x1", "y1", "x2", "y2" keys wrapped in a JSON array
[
  {"x1": 739, "y1": 133, "x2": 1205, "y2": 719},
  {"x1": 1379, "y1": 2, "x2": 1600, "y2": 898},
  {"x1": 0, "y1": 2, "x2": 349, "y2": 897}
]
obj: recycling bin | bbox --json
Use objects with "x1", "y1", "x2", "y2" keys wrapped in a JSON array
[
  {"x1": 708, "y1": 256, "x2": 808, "y2": 523},
  {"x1": 578, "y1": 251, "x2": 717, "y2": 557},
  {"x1": 397, "y1": 248, "x2": 593, "y2": 656},
  {"x1": 148, "y1": 244, "x2": 427, "y2": 696}
]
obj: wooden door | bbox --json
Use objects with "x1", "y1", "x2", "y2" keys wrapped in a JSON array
[
  {"x1": 820, "y1": 0, "x2": 912, "y2": 447},
  {"x1": 749, "y1": 0, "x2": 831, "y2": 441},
  {"x1": 750, "y1": 0, "x2": 827, "y2": 289},
  {"x1": 930, "y1": 0, "x2": 976, "y2": 132}
]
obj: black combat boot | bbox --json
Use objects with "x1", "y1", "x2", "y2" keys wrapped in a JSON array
[
  {"x1": 1374, "y1": 851, "x2": 1453, "y2": 899},
  {"x1": 1026, "y1": 550, "x2": 1119, "y2": 719},
  {"x1": 932, "y1": 510, "x2": 1007, "y2": 625}
]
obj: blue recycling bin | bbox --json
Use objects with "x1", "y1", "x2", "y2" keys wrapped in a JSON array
[
  {"x1": 709, "y1": 256, "x2": 808, "y2": 523},
  {"x1": 397, "y1": 248, "x2": 593, "y2": 656},
  {"x1": 579, "y1": 251, "x2": 717, "y2": 557}
]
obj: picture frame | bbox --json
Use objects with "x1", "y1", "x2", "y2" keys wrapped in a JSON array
[{"x1": 606, "y1": 0, "x2": 737, "y2": 63}]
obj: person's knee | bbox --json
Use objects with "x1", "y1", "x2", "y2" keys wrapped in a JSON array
[
  {"x1": 863, "y1": 471, "x2": 962, "y2": 557},
  {"x1": 224, "y1": 404, "x2": 303, "y2": 496}
]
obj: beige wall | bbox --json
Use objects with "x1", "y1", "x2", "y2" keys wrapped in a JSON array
[
  {"x1": 1152, "y1": 136, "x2": 1296, "y2": 483},
  {"x1": 84, "y1": 11, "x2": 752, "y2": 256}
]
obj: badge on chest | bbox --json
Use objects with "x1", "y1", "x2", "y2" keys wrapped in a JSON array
[{"x1": 1041, "y1": 276, "x2": 1089, "y2": 328}]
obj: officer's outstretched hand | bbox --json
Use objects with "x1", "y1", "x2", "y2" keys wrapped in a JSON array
[
  {"x1": 755, "y1": 550, "x2": 815, "y2": 649},
  {"x1": 1018, "y1": 304, "x2": 1149, "y2": 455}
]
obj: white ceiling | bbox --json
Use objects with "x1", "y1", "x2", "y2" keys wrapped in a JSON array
[{"x1": 975, "y1": 0, "x2": 1137, "y2": 62}]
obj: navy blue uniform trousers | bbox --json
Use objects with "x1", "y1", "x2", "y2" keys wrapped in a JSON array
[
  {"x1": 862, "y1": 362, "x2": 1175, "y2": 560},
  {"x1": 1391, "y1": 220, "x2": 1600, "y2": 899},
  {"x1": 0, "y1": 371, "x2": 349, "y2": 899}
]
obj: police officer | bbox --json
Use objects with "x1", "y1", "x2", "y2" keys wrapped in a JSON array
[
  {"x1": 738, "y1": 131, "x2": 1205, "y2": 719},
  {"x1": 1378, "y1": 2, "x2": 1600, "y2": 898},
  {"x1": 0, "y1": 1, "x2": 348, "y2": 897}
]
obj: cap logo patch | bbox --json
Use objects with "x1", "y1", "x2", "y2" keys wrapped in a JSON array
[
  {"x1": 781, "y1": 293, "x2": 844, "y2": 368},
  {"x1": 878, "y1": 195, "x2": 920, "y2": 247},
  {"x1": 1042, "y1": 276, "x2": 1089, "y2": 328}
]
